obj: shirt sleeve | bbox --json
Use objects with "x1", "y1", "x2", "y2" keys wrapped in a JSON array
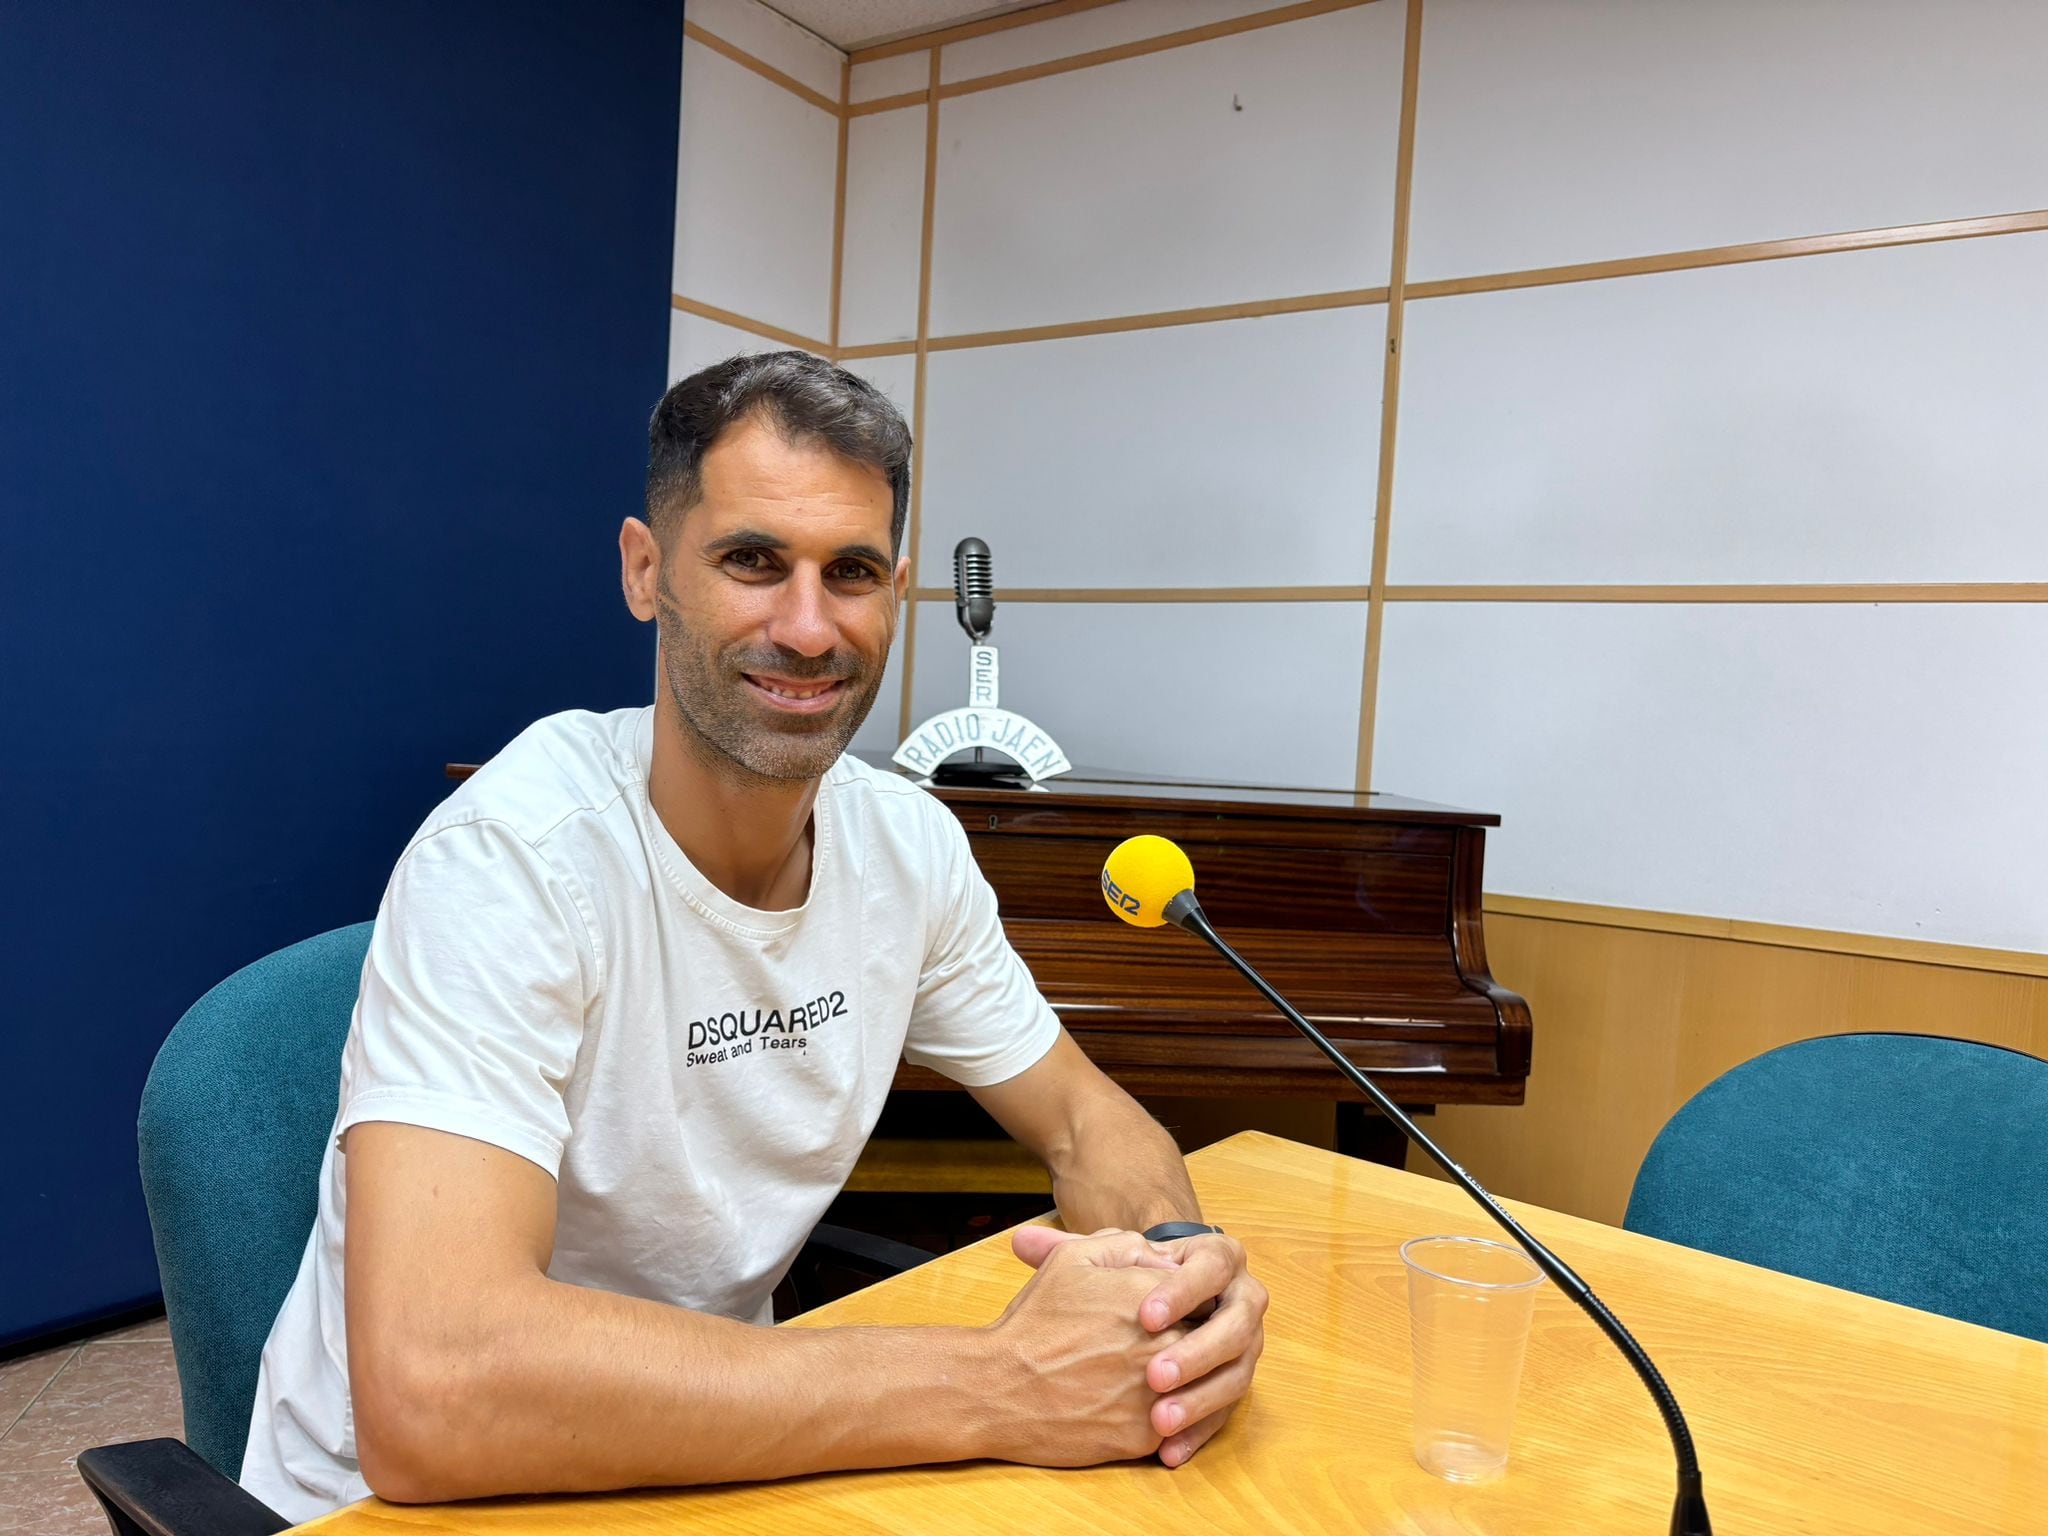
[
  {"x1": 900, "y1": 805, "x2": 1062, "y2": 1088},
  {"x1": 335, "y1": 818, "x2": 594, "y2": 1177}
]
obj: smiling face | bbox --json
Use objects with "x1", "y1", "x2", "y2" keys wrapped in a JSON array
[{"x1": 631, "y1": 411, "x2": 909, "y2": 783}]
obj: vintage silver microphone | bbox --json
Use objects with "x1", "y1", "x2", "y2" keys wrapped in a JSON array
[{"x1": 953, "y1": 537, "x2": 995, "y2": 643}]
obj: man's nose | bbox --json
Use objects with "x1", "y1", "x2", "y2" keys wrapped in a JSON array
[{"x1": 763, "y1": 569, "x2": 839, "y2": 658}]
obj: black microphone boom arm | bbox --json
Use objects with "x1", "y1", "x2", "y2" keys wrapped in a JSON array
[{"x1": 1160, "y1": 889, "x2": 1712, "y2": 1536}]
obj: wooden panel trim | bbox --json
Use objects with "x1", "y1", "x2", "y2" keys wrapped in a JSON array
[
  {"x1": 848, "y1": 90, "x2": 930, "y2": 117},
  {"x1": 1484, "y1": 894, "x2": 2048, "y2": 980},
  {"x1": 892, "y1": 582, "x2": 2047, "y2": 606},
  {"x1": 829, "y1": 59, "x2": 850, "y2": 349},
  {"x1": 1354, "y1": 0, "x2": 1423, "y2": 793},
  {"x1": 908, "y1": 585, "x2": 1371, "y2": 603},
  {"x1": 682, "y1": 20, "x2": 841, "y2": 116},
  {"x1": 1385, "y1": 583, "x2": 2048, "y2": 604},
  {"x1": 838, "y1": 287, "x2": 1389, "y2": 361},
  {"x1": 934, "y1": 0, "x2": 1379, "y2": 101},
  {"x1": 849, "y1": 0, "x2": 1125, "y2": 64},
  {"x1": 836, "y1": 215, "x2": 2048, "y2": 366},
  {"x1": 836, "y1": 339, "x2": 920, "y2": 361},
  {"x1": 905, "y1": 581, "x2": 2048, "y2": 606},
  {"x1": 928, "y1": 288, "x2": 1391, "y2": 352},
  {"x1": 669, "y1": 294, "x2": 830, "y2": 355},
  {"x1": 1408, "y1": 208, "x2": 2048, "y2": 301},
  {"x1": 897, "y1": 47, "x2": 944, "y2": 744}
]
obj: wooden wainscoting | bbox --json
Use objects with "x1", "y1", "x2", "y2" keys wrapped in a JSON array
[{"x1": 1409, "y1": 907, "x2": 2048, "y2": 1227}]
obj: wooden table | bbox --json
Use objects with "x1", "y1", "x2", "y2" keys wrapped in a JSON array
[{"x1": 299, "y1": 1131, "x2": 2048, "y2": 1534}]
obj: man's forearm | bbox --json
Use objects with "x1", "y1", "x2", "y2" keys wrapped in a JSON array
[
  {"x1": 354, "y1": 1275, "x2": 1001, "y2": 1503},
  {"x1": 1047, "y1": 1091, "x2": 1201, "y2": 1234}
]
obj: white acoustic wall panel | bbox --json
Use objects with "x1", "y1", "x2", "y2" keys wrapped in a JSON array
[
  {"x1": 668, "y1": 310, "x2": 820, "y2": 386},
  {"x1": 667, "y1": 318, "x2": 898, "y2": 399},
  {"x1": 675, "y1": 40, "x2": 838, "y2": 342},
  {"x1": 837, "y1": 354, "x2": 917, "y2": 606},
  {"x1": 850, "y1": 51, "x2": 928, "y2": 103},
  {"x1": 908, "y1": 601, "x2": 1369, "y2": 788},
  {"x1": 1373, "y1": 601, "x2": 2048, "y2": 951},
  {"x1": 840, "y1": 107, "x2": 928, "y2": 346},
  {"x1": 919, "y1": 308, "x2": 1383, "y2": 588},
  {"x1": 930, "y1": 5, "x2": 1403, "y2": 335},
  {"x1": 940, "y1": 0, "x2": 1283, "y2": 83},
  {"x1": 846, "y1": 345, "x2": 913, "y2": 763},
  {"x1": 689, "y1": 0, "x2": 844, "y2": 100},
  {"x1": 1409, "y1": 0, "x2": 2048, "y2": 280},
  {"x1": 841, "y1": 352, "x2": 918, "y2": 419},
  {"x1": 1391, "y1": 231, "x2": 2048, "y2": 585}
]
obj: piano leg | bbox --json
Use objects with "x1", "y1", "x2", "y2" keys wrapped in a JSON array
[{"x1": 1335, "y1": 1101, "x2": 1431, "y2": 1168}]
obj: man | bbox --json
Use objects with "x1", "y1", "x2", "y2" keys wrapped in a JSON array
[{"x1": 240, "y1": 351, "x2": 1267, "y2": 1520}]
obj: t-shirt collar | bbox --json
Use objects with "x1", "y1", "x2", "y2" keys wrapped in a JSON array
[{"x1": 630, "y1": 705, "x2": 836, "y2": 940}]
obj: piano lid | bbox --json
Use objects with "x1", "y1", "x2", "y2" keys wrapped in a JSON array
[{"x1": 851, "y1": 753, "x2": 1502, "y2": 826}]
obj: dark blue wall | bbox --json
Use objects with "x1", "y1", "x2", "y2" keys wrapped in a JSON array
[{"x1": 0, "y1": 1, "x2": 680, "y2": 1348}]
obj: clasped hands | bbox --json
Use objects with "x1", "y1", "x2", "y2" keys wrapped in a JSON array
[{"x1": 1001, "y1": 1223, "x2": 1269, "y2": 1469}]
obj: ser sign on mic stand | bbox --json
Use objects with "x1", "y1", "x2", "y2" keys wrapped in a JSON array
[
  {"x1": 894, "y1": 537, "x2": 1072, "y2": 786},
  {"x1": 1099, "y1": 834, "x2": 1714, "y2": 1536}
]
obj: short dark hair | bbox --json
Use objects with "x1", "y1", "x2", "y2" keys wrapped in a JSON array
[{"x1": 645, "y1": 351, "x2": 912, "y2": 552}]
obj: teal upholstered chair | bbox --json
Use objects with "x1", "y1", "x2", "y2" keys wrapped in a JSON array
[
  {"x1": 75, "y1": 924, "x2": 374, "y2": 1534},
  {"x1": 78, "y1": 924, "x2": 931, "y2": 1535},
  {"x1": 1624, "y1": 1033, "x2": 2048, "y2": 1342},
  {"x1": 142, "y1": 923, "x2": 376, "y2": 1480}
]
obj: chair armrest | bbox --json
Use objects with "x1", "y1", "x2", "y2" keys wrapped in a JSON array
[
  {"x1": 783, "y1": 1222, "x2": 938, "y2": 1316},
  {"x1": 75, "y1": 1438, "x2": 289, "y2": 1536},
  {"x1": 804, "y1": 1222, "x2": 938, "y2": 1278}
]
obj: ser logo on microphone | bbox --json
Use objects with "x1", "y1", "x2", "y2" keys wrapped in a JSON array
[{"x1": 1100, "y1": 868, "x2": 1141, "y2": 915}]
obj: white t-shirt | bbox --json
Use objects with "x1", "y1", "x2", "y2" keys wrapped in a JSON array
[{"x1": 240, "y1": 706, "x2": 1060, "y2": 1521}]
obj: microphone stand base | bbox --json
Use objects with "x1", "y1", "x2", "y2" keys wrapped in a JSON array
[{"x1": 930, "y1": 754, "x2": 1032, "y2": 788}]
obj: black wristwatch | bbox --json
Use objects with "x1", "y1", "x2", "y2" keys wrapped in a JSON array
[{"x1": 1142, "y1": 1221, "x2": 1225, "y2": 1242}]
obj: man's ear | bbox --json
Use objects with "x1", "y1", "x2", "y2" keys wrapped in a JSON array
[
  {"x1": 893, "y1": 554, "x2": 911, "y2": 606},
  {"x1": 620, "y1": 517, "x2": 661, "y2": 623}
]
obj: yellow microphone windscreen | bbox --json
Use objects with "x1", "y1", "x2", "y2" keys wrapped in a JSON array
[{"x1": 1101, "y1": 835, "x2": 1195, "y2": 927}]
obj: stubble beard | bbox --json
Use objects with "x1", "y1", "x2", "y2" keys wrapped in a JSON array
[{"x1": 655, "y1": 585, "x2": 886, "y2": 783}]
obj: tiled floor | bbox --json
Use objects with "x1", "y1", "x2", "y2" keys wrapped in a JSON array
[{"x1": 0, "y1": 1317, "x2": 184, "y2": 1536}]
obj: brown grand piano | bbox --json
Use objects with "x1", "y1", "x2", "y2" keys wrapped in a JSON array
[
  {"x1": 443, "y1": 757, "x2": 1530, "y2": 1165},
  {"x1": 887, "y1": 760, "x2": 1530, "y2": 1161}
]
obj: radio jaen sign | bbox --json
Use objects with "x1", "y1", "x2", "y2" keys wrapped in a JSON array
[
  {"x1": 894, "y1": 540, "x2": 1072, "y2": 785},
  {"x1": 894, "y1": 703, "x2": 1072, "y2": 779}
]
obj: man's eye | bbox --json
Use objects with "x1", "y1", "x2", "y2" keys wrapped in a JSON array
[
  {"x1": 725, "y1": 548, "x2": 774, "y2": 573},
  {"x1": 830, "y1": 562, "x2": 880, "y2": 583}
]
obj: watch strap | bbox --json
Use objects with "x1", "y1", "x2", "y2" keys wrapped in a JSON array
[{"x1": 1142, "y1": 1220, "x2": 1224, "y2": 1242}]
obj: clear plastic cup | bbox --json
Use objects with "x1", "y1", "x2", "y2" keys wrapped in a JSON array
[{"x1": 1400, "y1": 1234, "x2": 1545, "y2": 1483}]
